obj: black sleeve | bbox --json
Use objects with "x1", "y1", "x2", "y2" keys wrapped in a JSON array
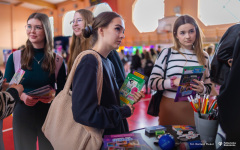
[
  {"x1": 56, "y1": 62, "x2": 66, "y2": 95},
  {"x1": 218, "y1": 33, "x2": 240, "y2": 144},
  {"x1": 72, "y1": 54, "x2": 131, "y2": 129},
  {"x1": 216, "y1": 24, "x2": 240, "y2": 64},
  {"x1": 6, "y1": 88, "x2": 20, "y2": 101}
]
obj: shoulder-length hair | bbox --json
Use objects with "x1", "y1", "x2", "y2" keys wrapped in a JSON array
[
  {"x1": 67, "y1": 9, "x2": 93, "y2": 74},
  {"x1": 172, "y1": 15, "x2": 205, "y2": 65},
  {"x1": 21, "y1": 12, "x2": 55, "y2": 74}
]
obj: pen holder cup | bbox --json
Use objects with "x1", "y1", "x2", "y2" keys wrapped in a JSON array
[
  {"x1": 198, "y1": 117, "x2": 218, "y2": 143},
  {"x1": 194, "y1": 112, "x2": 208, "y2": 133}
]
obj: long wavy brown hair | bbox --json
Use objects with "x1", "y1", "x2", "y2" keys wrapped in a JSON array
[
  {"x1": 21, "y1": 13, "x2": 55, "y2": 74},
  {"x1": 172, "y1": 15, "x2": 205, "y2": 65},
  {"x1": 67, "y1": 9, "x2": 93, "y2": 74}
]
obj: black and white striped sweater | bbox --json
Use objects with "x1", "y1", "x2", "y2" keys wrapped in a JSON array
[{"x1": 149, "y1": 48, "x2": 212, "y2": 99}]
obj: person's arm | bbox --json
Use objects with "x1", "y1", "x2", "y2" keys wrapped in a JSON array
[
  {"x1": 4, "y1": 54, "x2": 15, "y2": 82},
  {"x1": 0, "y1": 88, "x2": 20, "y2": 119},
  {"x1": 56, "y1": 62, "x2": 67, "y2": 95},
  {"x1": 72, "y1": 55, "x2": 131, "y2": 129},
  {"x1": 148, "y1": 49, "x2": 172, "y2": 91}
]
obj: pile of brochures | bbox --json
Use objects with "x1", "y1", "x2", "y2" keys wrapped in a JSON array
[{"x1": 27, "y1": 85, "x2": 54, "y2": 98}]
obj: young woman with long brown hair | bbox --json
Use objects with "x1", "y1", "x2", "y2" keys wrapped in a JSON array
[
  {"x1": 67, "y1": 9, "x2": 93, "y2": 74},
  {"x1": 4, "y1": 13, "x2": 66, "y2": 150},
  {"x1": 149, "y1": 15, "x2": 212, "y2": 126}
]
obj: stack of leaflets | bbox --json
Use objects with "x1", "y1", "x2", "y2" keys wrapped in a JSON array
[
  {"x1": 172, "y1": 125, "x2": 194, "y2": 132},
  {"x1": 145, "y1": 125, "x2": 166, "y2": 134},
  {"x1": 119, "y1": 72, "x2": 145, "y2": 106},
  {"x1": 9, "y1": 69, "x2": 25, "y2": 85},
  {"x1": 27, "y1": 85, "x2": 54, "y2": 99},
  {"x1": 103, "y1": 133, "x2": 152, "y2": 150},
  {"x1": 175, "y1": 66, "x2": 205, "y2": 102}
]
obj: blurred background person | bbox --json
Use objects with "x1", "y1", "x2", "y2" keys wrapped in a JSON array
[
  {"x1": 131, "y1": 49, "x2": 142, "y2": 73},
  {"x1": 143, "y1": 51, "x2": 154, "y2": 94},
  {"x1": 157, "y1": 45, "x2": 162, "y2": 55},
  {"x1": 150, "y1": 48, "x2": 157, "y2": 62}
]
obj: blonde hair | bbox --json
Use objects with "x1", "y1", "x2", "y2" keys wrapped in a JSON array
[
  {"x1": 172, "y1": 15, "x2": 205, "y2": 65},
  {"x1": 67, "y1": 9, "x2": 93, "y2": 74},
  {"x1": 206, "y1": 45, "x2": 215, "y2": 56},
  {"x1": 22, "y1": 13, "x2": 55, "y2": 74}
]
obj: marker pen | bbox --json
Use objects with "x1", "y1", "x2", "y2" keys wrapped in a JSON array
[{"x1": 187, "y1": 96, "x2": 197, "y2": 112}]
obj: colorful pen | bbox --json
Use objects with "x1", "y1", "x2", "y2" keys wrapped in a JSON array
[
  {"x1": 201, "y1": 94, "x2": 206, "y2": 113},
  {"x1": 208, "y1": 100, "x2": 217, "y2": 114},
  {"x1": 187, "y1": 96, "x2": 197, "y2": 112},
  {"x1": 204, "y1": 95, "x2": 209, "y2": 114}
]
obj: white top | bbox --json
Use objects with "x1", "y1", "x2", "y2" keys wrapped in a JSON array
[{"x1": 148, "y1": 48, "x2": 212, "y2": 99}]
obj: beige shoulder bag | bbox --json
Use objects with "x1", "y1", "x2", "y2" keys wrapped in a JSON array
[{"x1": 42, "y1": 50, "x2": 104, "y2": 150}]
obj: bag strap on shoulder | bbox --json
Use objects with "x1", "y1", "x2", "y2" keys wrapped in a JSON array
[
  {"x1": 63, "y1": 50, "x2": 103, "y2": 105},
  {"x1": 13, "y1": 50, "x2": 63, "y2": 83},
  {"x1": 13, "y1": 50, "x2": 22, "y2": 72},
  {"x1": 163, "y1": 48, "x2": 171, "y2": 79}
]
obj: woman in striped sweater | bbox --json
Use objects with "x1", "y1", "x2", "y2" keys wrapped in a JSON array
[{"x1": 149, "y1": 15, "x2": 212, "y2": 126}]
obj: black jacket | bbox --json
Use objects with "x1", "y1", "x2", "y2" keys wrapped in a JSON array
[
  {"x1": 210, "y1": 24, "x2": 240, "y2": 85},
  {"x1": 218, "y1": 33, "x2": 240, "y2": 147},
  {"x1": 72, "y1": 54, "x2": 131, "y2": 136}
]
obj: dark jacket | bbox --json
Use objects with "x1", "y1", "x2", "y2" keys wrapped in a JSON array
[
  {"x1": 217, "y1": 33, "x2": 240, "y2": 147},
  {"x1": 210, "y1": 24, "x2": 240, "y2": 85},
  {"x1": 72, "y1": 54, "x2": 131, "y2": 136}
]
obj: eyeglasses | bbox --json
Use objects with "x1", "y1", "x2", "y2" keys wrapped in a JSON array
[
  {"x1": 25, "y1": 25, "x2": 43, "y2": 32},
  {"x1": 70, "y1": 18, "x2": 83, "y2": 25}
]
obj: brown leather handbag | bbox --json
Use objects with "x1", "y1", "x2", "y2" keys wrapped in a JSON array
[{"x1": 42, "y1": 50, "x2": 104, "y2": 150}]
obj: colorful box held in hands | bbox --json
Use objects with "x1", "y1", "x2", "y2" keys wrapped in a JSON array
[{"x1": 119, "y1": 73, "x2": 145, "y2": 106}]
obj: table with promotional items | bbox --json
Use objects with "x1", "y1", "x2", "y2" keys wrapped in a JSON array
[{"x1": 129, "y1": 125, "x2": 215, "y2": 150}]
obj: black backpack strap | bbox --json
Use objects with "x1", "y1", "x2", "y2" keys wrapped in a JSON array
[{"x1": 163, "y1": 48, "x2": 171, "y2": 78}]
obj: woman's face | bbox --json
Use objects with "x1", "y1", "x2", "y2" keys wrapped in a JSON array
[
  {"x1": 72, "y1": 12, "x2": 86, "y2": 37},
  {"x1": 176, "y1": 23, "x2": 196, "y2": 50},
  {"x1": 102, "y1": 17, "x2": 125, "y2": 50},
  {"x1": 26, "y1": 18, "x2": 45, "y2": 47}
]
